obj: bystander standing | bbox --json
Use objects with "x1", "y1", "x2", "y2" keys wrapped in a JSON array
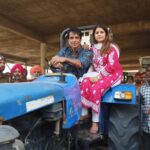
[{"x1": 140, "y1": 64, "x2": 150, "y2": 150}]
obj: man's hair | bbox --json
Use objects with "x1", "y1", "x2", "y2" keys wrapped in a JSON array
[{"x1": 66, "y1": 27, "x2": 82, "y2": 39}]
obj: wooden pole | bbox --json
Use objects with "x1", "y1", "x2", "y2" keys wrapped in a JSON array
[{"x1": 40, "y1": 43, "x2": 47, "y2": 72}]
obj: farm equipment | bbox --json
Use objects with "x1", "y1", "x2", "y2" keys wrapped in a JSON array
[
  {"x1": 0, "y1": 25, "x2": 140, "y2": 150},
  {"x1": 0, "y1": 73, "x2": 81, "y2": 150},
  {"x1": 60, "y1": 25, "x2": 140, "y2": 150}
]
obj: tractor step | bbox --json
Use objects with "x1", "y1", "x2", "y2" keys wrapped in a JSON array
[
  {"x1": 75, "y1": 129, "x2": 102, "y2": 150},
  {"x1": 77, "y1": 129, "x2": 100, "y2": 142}
]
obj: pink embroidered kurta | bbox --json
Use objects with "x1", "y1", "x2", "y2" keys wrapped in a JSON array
[{"x1": 80, "y1": 44, "x2": 123, "y2": 113}]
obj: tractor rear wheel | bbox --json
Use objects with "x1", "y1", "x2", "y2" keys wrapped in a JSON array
[{"x1": 108, "y1": 104, "x2": 140, "y2": 150}]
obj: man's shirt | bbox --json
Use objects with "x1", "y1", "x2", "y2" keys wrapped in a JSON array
[
  {"x1": 57, "y1": 46, "x2": 93, "y2": 78},
  {"x1": 140, "y1": 83, "x2": 150, "y2": 134}
]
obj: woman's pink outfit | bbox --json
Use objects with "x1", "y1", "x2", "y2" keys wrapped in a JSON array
[{"x1": 80, "y1": 44, "x2": 123, "y2": 113}]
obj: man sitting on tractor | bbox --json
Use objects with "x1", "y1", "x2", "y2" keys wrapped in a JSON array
[{"x1": 50, "y1": 27, "x2": 93, "y2": 79}]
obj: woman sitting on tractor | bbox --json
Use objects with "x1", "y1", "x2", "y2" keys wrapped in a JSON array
[{"x1": 80, "y1": 24, "x2": 123, "y2": 134}]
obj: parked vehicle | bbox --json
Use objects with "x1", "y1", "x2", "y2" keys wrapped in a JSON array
[{"x1": 0, "y1": 25, "x2": 140, "y2": 150}]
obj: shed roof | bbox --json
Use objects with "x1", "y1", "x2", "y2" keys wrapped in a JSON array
[{"x1": 0, "y1": 0, "x2": 150, "y2": 70}]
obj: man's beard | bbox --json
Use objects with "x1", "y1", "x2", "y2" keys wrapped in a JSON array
[{"x1": 12, "y1": 74, "x2": 22, "y2": 81}]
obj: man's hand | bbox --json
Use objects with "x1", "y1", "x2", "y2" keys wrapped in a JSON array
[
  {"x1": 50, "y1": 56, "x2": 60, "y2": 65},
  {"x1": 50, "y1": 55, "x2": 81, "y2": 68},
  {"x1": 50, "y1": 56, "x2": 66, "y2": 66},
  {"x1": 54, "y1": 63, "x2": 63, "y2": 68}
]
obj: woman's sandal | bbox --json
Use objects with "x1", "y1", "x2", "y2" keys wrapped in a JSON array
[
  {"x1": 89, "y1": 122, "x2": 99, "y2": 134},
  {"x1": 89, "y1": 127, "x2": 98, "y2": 134}
]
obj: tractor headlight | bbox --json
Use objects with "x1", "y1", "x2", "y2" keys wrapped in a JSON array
[{"x1": 114, "y1": 91, "x2": 132, "y2": 100}]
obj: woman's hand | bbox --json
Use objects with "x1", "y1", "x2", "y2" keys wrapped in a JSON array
[{"x1": 90, "y1": 75, "x2": 101, "y2": 83}]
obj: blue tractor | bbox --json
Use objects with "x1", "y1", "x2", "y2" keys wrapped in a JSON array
[
  {"x1": 0, "y1": 26, "x2": 140, "y2": 150},
  {"x1": 0, "y1": 73, "x2": 82, "y2": 150}
]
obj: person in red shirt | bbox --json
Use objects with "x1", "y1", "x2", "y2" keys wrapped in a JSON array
[{"x1": 10, "y1": 64, "x2": 26, "y2": 82}]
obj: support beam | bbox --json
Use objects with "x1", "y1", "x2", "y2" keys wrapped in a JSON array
[
  {"x1": 0, "y1": 14, "x2": 44, "y2": 42},
  {"x1": 0, "y1": 38, "x2": 40, "y2": 49},
  {"x1": 0, "y1": 52, "x2": 29, "y2": 63},
  {"x1": 120, "y1": 60, "x2": 139, "y2": 64},
  {"x1": 111, "y1": 21, "x2": 150, "y2": 35},
  {"x1": 120, "y1": 48, "x2": 150, "y2": 58},
  {"x1": 40, "y1": 43, "x2": 47, "y2": 72},
  {"x1": 123, "y1": 66, "x2": 141, "y2": 71}
]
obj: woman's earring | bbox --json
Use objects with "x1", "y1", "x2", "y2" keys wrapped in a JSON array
[{"x1": 107, "y1": 27, "x2": 113, "y2": 42}]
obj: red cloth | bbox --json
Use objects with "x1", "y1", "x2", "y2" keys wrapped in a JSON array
[
  {"x1": 11, "y1": 64, "x2": 25, "y2": 75},
  {"x1": 135, "y1": 72, "x2": 142, "y2": 77},
  {"x1": 30, "y1": 65, "x2": 42, "y2": 75}
]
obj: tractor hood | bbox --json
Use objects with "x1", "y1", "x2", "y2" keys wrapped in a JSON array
[{"x1": 0, "y1": 81, "x2": 64, "y2": 121}]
